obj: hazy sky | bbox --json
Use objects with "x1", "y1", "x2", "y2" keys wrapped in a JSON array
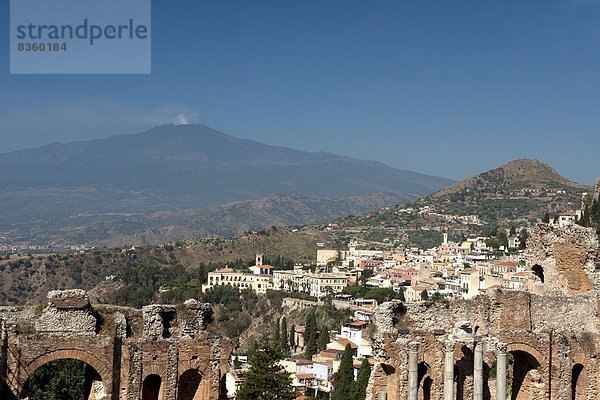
[{"x1": 1, "y1": 0, "x2": 599, "y2": 184}]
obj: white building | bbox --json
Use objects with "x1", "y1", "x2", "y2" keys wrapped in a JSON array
[
  {"x1": 508, "y1": 235, "x2": 521, "y2": 249},
  {"x1": 272, "y1": 271, "x2": 347, "y2": 299},
  {"x1": 558, "y1": 213, "x2": 578, "y2": 227},
  {"x1": 202, "y1": 266, "x2": 273, "y2": 294}
]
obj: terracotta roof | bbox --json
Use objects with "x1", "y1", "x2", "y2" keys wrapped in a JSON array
[
  {"x1": 314, "y1": 359, "x2": 334, "y2": 366},
  {"x1": 496, "y1": 261, "x2": 517, "y2": 267},
  {"x1": 320, "y1": 349, "x2": 343, "y2": 357},
  {"x1": 335, "y1": 338, "x2": 358, "y2": 349}
]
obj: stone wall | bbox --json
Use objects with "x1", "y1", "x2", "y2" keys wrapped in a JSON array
[
  {"x1": 526, "y1": 223, "x2": 599, "y2": 295},
  {"x1": 0, "y1": 290, "x2": 231, "y2": 400},
  {"x1": 368, "y1": 224, "x2": 600, "y2": 400}
]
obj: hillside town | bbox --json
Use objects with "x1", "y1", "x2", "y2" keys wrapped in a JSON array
[
  {"x1": 203, "y1": 208, "x2": 596, "y2": 305},
  {"x1": 196, "y1": 181, "x2": 600, "y2": 398},
  {"x1": 204, "y1": 197, "x2": 600, "y2": 399}
]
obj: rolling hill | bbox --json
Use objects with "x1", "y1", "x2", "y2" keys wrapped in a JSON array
[{"x1": 335, "y1": 159, "x2": 593, "y2": 248}]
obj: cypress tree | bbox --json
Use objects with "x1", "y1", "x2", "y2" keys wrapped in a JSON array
[
  {"x1": 274, "y1": 319, "x2": 281, "y2": 348},
  {"x1": 280, "y1": 317, "x2": 289, "y2": 352},
  {"x1": 496, "y1": 228, "x2": 508, "y2": 249},
  {"x1": 542, "y1": 212, "x2": 550, "y2": 224},
  {"x1": 578, "y1": 205, "x2": 590, "y2": 227},
  {"x1": 352, "y1": 358, "x2": 372, "y2": 400},
  {"x1": 236, "y1": 341, "x2": 295, "y2": 400},
  {"x1": 332, "y1": 344, "x2": 354, "y2": 400},
  {"x1": 591, "y1": 199, "x2": 600, "y2": 226},
  {"x1": 317, "y1": 327, "x2": 330, "y2": 351},
  {"x1": 304, "y1": 309, "x2": 318, "y2": 358},
  {"x1": 289, "y1": 324, "x2": 296, "y2": 351},
  {"x1": 518, "y1": 228, "x2": 528, "y2": 250}
]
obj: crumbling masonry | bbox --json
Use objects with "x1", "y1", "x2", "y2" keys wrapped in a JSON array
[
  {"x1": 0, "y1": 291, "x2": 232, "y2": 400},
  {"x1": 367, "y1": 223, "x2": 600, "y2": 400}
]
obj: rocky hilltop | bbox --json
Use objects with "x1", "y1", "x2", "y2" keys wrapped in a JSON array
[
  {"x1": 335, "y1": 159, "x2": 592, "y2": 247},
  {"x1": 433, "y1": 159, "x2": 588, "y2": 197}
]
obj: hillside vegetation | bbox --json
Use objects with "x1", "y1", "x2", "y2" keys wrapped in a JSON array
[{"x1": 0, "y1": 227, "x2": 332, "y2": 305}]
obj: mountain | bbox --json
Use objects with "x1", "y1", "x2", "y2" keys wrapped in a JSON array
[
  {"x1": 0, "y1": 124, "x2": 452, "y2": 246},
  {"x1": 334, "y1": 159, "x2": 592, "y2": 248},
  {"x1": 432, "y1": 159, "x2": 588, "y2": 198},
  {"x1": 35, "y1": 193, "x2": 416, "y2": 247}
]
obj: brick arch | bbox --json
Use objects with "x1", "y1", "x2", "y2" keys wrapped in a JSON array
[
  {"x1": 19, "y1": 349, "x2": 112, "y2": 398},
  {"x1": 179, "y1": 360, "x2": 210, "y2": 376},
  {"x1": 142, "y1": 364, "x2": 166, "y2": 383},
  {"x1": 506, "y1": 343, "x2": 546, "y2": 368},
  {"x1": 25, "y1": 349, "x2": 111, "y2": 384},
  {"x1": 177, "y1": 369, "x2": 203, "y2": 400}
]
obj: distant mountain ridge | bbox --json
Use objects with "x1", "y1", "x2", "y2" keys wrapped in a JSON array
[
  {"x1": 0, "y1": 123, "x2": 452, "y2": 245},
  {"x1": 96, "y1": 192, "x2": 417, "y2": 247}
]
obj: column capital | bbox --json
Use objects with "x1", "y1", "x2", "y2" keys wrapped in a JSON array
[
  {"x1": 496, "y1": 342, "x2": 507, "y2": 353},
  {"x1": 445, "y1": 339, "x2": 455, "y2": 352},
  {"x1": 409, "y1": 341, "x2": 420, "y2": 352},
  {"x1": 474, "y1": 340, "x2": 484, "y2": 352}
]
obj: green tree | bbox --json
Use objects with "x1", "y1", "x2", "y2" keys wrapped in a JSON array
[
  {"x1": 236, "y1": 342, "x2": 295, "y2": 400},
  {"x1": 363, "y1": 287, "x2": 404, "y2": 304},
  {"x1": 430, "y1": 292, "x2": 444, "y2": 302},
  {"x1": 578, "y1": 205, "x2": 591, "y2": 227},
  {"x1": 280, "y1": 317, "x2": 289, "y2": 353},
  {"x1": 518, "y1": 228, "x2": 528, "y2": 250},
  {"x1": 317, "y1": 327, "x2": 330, "y2": 351},
  {"x1": 351, "y1": 358, "x2": 372, "y2": 400},
  {"x1": 274, "y1": 319, "x2": 281, "y2": 347},
  {"x1": 420, "y1": 290, "x2": 429, "y2": 301},
  {"x1": 332, "y1": 344, "x2": 355, "y2": 400},
  {"x1": 498, "y1": 228, "x2": 509, "y2": 248},
  {"x1": 591, "y1": 199, "x2": 600, "y2": 225},
  {"x1": 21, "y1": 359, "x2": 87, "y2": 400},
  {"x1": 542, "y1": 212, "x2": 550, "y2": 224},
  {"x1": 289, "y1": 324, "x2": 296, "y2": 351},
  {"x1": 304, "y1": 309, "x2": 318, "y2": 358},
  {"x1": 233, "y1": 355, "x2": 241, "y2": 369}
]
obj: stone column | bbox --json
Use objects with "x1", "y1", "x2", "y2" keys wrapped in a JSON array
[
  {"x1": 408, "y1": 341, "x2": 419, "y2": 400},
  {"x1": 166, "y1": 340, "x2": 179, "y2": 400},
  {"x1": 444, "y1": 340, "x2": 455, "y2": 400},
  {"x1": 473, "y1": 339, "x2": 483, "y2": 400},
  {"x1": 126, "y1": 343, "x2": 142, "y2": 400},
  {"x1": 496, "y1": 342, "x2": 507, "y2": 400}
]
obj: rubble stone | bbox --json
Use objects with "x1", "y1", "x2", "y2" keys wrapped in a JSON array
[{"x1": 0, "y1": 291, "x2": 231, "y2": 400}]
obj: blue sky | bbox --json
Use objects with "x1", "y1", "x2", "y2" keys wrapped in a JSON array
[{"x1": 1, "y1": 0, "x2": 599, "y2": 183}]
